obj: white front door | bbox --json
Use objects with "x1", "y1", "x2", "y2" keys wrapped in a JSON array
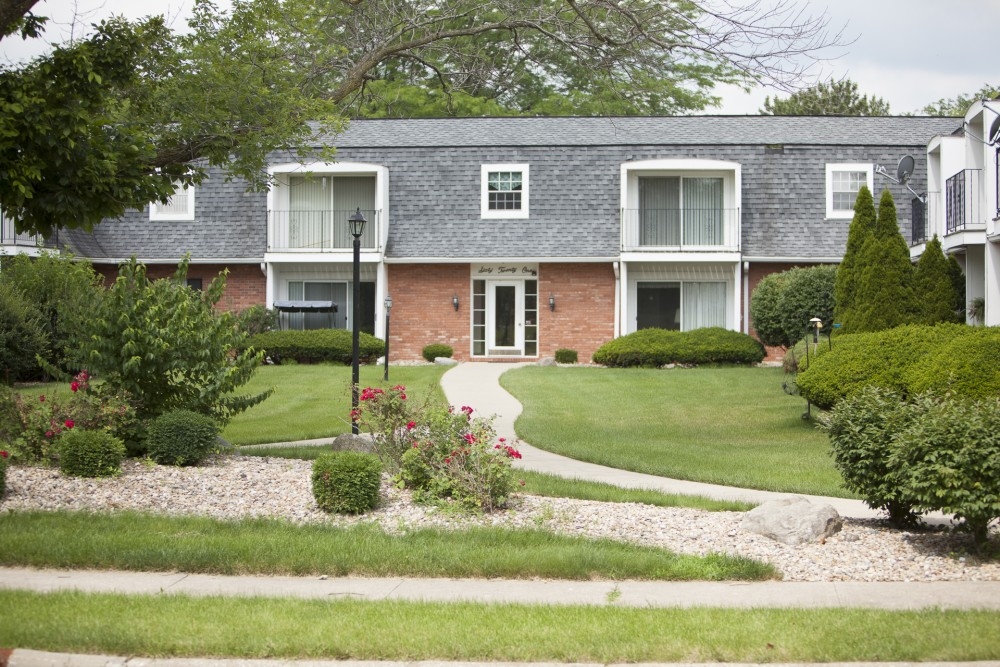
[{"x1": 488, "y1": 281, "x2": 524, "y2": 355}]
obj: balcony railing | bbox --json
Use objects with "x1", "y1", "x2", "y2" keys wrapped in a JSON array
[
  {"x1": 622, "y1": 208, "x2": 740, "y2": 251},
  {"x1": 268, "y1": 210, "x2": 380, "y2": 252},
  {"x1": 1, "y1": 217, "x2": 42, "y2": 247},
  {"x1": 945, "y1": 169, "x2": 983, "y2": 234},
  {"x1": 910, "y1": 196, "x2": 927, "y2": 245}
]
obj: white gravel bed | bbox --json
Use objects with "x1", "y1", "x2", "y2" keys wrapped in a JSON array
[{"x1": 2, "y1": 455, "x2": 997, "y2": 583}]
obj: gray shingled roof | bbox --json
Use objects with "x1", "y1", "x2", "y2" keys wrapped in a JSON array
[{"x1": 326, "y1": 116, "x2": 961, "y2": 149}]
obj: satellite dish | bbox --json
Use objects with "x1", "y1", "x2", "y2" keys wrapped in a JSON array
[
  {"x1": 989, "y1": 114, "x2": 1000, "y2": 145},
  {"x1": 896, "y1": 155, "x2": 915, "y2": 185}
]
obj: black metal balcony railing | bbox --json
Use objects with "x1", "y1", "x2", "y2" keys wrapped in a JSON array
[
  {"x1": 621, "y1": 208, "x2": 740, "y2": 251},
  {"x1": 910, "y1": 197, "x2": 927, "y2": 245},
  {"x1": 945, "y1": 169, "x2": 982, "y2": 234},
  {"x1": 268, "y1": 210, "x2": 380, "y2": 252}
]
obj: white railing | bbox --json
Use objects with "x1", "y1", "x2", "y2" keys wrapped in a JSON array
[
  {"x1": 621, "y1": 208, "x2": 740, "y2": 251},
  {"x1": 1, "y1": 217, "x2": 42, "y2": 247},
  {"x1": 268, "y1": 210, "x2": 380, "y2": 252}
]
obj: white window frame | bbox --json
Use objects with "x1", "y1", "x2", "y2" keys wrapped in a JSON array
[
  {"x1": 149, "y1": 184, "x2": 195, "y2": 221},
  {"x1": 825, "y1": 163, "x2": 873, "y2": 219},
  {"x1": 481, "y1": 164, "x2": 530, "y2": 219}
]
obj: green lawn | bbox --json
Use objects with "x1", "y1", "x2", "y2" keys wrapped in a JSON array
[
  {"x1": 2, "y1": 591, "x2": 998, "y2": 663},
  {"x1": 221, "y1": 364, "x2": 448, "y2": 445},
  {"x1": 501, "y1": 366, "x2": 845, "y2": 497}
]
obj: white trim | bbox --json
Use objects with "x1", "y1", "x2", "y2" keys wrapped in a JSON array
[
  {"x1": 742, "y1": 256, "x2": 842, "y2": 263},
  {"x1": 825, "y1": 163, "x2": 873, "y2": 219},
  {"x1": 481, "y1": 163, "x2": 530, "y2": 219},
  {"x1": 149, "y1": 185, "x2": 195, "y2": 221},
  {"x1": 382, "y1": 256, "x2": 618, "y2": 264}
]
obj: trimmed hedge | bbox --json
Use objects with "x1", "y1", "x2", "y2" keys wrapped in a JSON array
[
  {"x1": 248, "y1": 329, "x2": 384, "y2": 365},
  {"x1": 797, "y1": 323, "x2": 1000, "y2": 410},
  {"x1": 311, "y1": 451, "x2": 382, "y2": 514},
  {"x1": 422, "y1": 343, "x2": 454, "y2": 362},
  {"x1": 592, "y1": 327, "x2": 765, "y2": 367},
  {"x1": 146, "y1": 409, "x2": 220, "y2": 466},
  {"x1": 58, "y1": 429, "x2": 126, "y2": 478},
  {"x1": 554, "y1": 348, "x2": 578, "y2": 364}
]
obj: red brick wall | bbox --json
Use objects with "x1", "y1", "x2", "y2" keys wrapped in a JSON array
[
  {"x1": 388, "y1": 264, "x2": 472, "y2": 361},
  {"x1": 538, "y1": 263, "x2": 616, "y2": 362},
  {"x1": 93, "y1": 262, "x2": 265, "y2": 313}
]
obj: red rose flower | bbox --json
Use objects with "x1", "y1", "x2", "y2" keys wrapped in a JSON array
[
  {"x1": 70, "y1": 381, "x2": 79, "y2": 393},
  {"x1": 64, "y1": 420, "x2": 75, "y2": 429},
  {"x1": 406, "y1": 421, "x2": 416, "y2": 430}
]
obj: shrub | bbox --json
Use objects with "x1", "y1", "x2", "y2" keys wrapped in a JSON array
[
  {"x1": 249, "y1": 329, "x2": 384, "y2": 365},
  {"x1": 892, "y1": 393, "x2": 1000, "y2": 546},
  {"x1": 0, "y1": 449, "x2": 9, "y2": 497},
  {"x1": 796, "y1": 323, "x2": 1000, "y2": 410},
  {"x1": 822, "y1": 387, "x2": 921, "y2": 526},
  {"x1": 750, "y1": 265, "x2": 835, "y2": 348},
  {"x1": 58, "y1": 429, "x2": 126, "y2": 478},
  {"x1": 0, "y1": 282, "x2": 50, "y2": 383},
  {"x1": 554, "y1": 349, "x2": 578, "y2": 364},
  {"x1": 235, "y1": 305, "x2": 278, "y2": 336},
  {"x1": 146, "y1": 409, "x2": 220, "y2": 466},
  {"x1": 422, "y1": 343, "x2": 454, "y2": 362},
  {"x1": 76, "y1": 257, "x2": 270, "y2": 423},
  {"x1": 592, "y1": 327, "x2": 765, "y2": 367},
  {"x1": 311, "y1": 451, "x2": 382, "y2": 514}
]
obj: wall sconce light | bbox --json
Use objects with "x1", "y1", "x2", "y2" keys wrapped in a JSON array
[
  {"x1": 548, "y1": 294, "x2": 556, "y2": 312},
  {"x1": 452, "y1": 294, "x2": 460, "y2": 311}
]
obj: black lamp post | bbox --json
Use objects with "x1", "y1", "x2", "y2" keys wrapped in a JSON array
[
  {"x1": 348, "y1": 207, "x2": 366, "y2": 435},
  {"x1": 383, "y1": 294, "x2": 392, "y2": 381}
]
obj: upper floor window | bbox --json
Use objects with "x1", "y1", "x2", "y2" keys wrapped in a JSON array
[
  {"x1": 150, "y1": 184, "x2": 195, "y2": 221},
  {"x1": 481, "y1": 164, "x2": 529, "y2": 219},
  {"x1": 825, "y1": 163, "x2": 872, "y2": 219}
]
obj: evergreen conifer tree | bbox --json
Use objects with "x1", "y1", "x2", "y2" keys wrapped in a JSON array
[
  {"x1": 912, "y1": 236, "x2": 960, "y2": 324},
  {"x1": 947, "y1": 255, "x2": 967, "y2": 319},
  {"x1": 850, "y1": 189, "x2": 915, "y2": 332},
  {"x1": 833, "y1": 185, "x2": 876, "y2": 331}
]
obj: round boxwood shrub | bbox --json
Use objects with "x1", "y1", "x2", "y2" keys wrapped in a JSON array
[
  {"x1": 592, "y1": 327, "x2": 765, "y2": 367},
  {"x1": 248, "y1": 329, "x2": 384, "y2": 365},
  {"x1": 422, "y1": 343, "x2": 454, "y2": 362},
  {"x1": 58, "y1": 429, "x2": 127, "y2": 478},
  {"x1": 146, "y1": 409, "x2": 220, "y2": 466},
  {"x1": 554, "y1": 348, "x2": 578, "y2": 364},
  {"x1": 311, "y1": 451, "x2": 382, "y2": 514},
  {"x1": 796, "y1": 323, "x2": 1000, "y2": 410}
]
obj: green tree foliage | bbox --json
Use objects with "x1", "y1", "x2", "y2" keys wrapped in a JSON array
[
  {"x1": 833, "y1": 185, "x2": 876, "y2": 331},
  {"x1": 76, "y1": 257, "x2": 271, "y2": 423},
  {"x1": 761, "y1": 79, "x2": 890, "y2": 116},
  {"x1": 947, "y1": 255, "x2": 967, "y2": 318},
  {"x1": 2, "y1": 0, "x2": 843, "y2": 236},
  {"x1": 912, "y1": 236, "x2": 960, "y2": 325},
  {"x1": 750, "y1": 265, "x2": 835, "y2": 348},
  {"x1": 850, "y1": 190, "x2": 914, "y2": 332},
  {"x1": 0, "y1": 252, "x2": 102, "y2": 370},
  {"x1": 920, "y1": 83, "x2": 1000, "y2": 117},
  {"x1": 0, "y1": 281, "x2": 49, "y2": 383}
]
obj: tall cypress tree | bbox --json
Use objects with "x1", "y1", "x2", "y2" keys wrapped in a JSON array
[
  {"x1": 851, "y1": 189, "x2": 915, "y2": 332},
  {"x1": 913, "y1": 235, "x2": 960, "y2": 324},
  {"x1": 833, "y1": 185, "x2": 876, "y2": 332}
]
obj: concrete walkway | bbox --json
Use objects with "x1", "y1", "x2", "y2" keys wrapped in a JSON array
[{"x1": 440, "y1": 362, "x2": 886, "y2": 519}]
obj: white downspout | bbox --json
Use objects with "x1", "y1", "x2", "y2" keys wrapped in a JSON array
[
  {"x1": 741, "y1": 261, "x2": 749, "y2": 334},
  {"x1": 613, "y1": 261, "x2": 621, "y2": 338}
]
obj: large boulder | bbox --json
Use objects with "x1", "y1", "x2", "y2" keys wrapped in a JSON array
[
  {"x1": 741, "y1": 496, "x2": 843, "y2": 545},
  {"x1": 330, "y1": 433, "x2": 374, "y2": 454}
]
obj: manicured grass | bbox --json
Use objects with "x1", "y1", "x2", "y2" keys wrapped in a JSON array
[
  {"x1": 501, "y1": 366, "x2": 846, "y2": 497},
  {"x1": 0, "y1": 511, "x2": 775, "y2": 581},
  {"x1": 2, "y1": 591, "x2": 998, "y2": 663},
  {"x1": 221, "y1": 364, "x2": 448, "y2": 445},
  {"x1": 237, "y1": 445, "x2": 754, "y2": 511}
]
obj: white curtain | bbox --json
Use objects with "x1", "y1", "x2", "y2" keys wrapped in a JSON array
[
  {"x1": 639, "y1": 177, "x2": 680, "y2": 245},
  {"x1": 682, "y1": 178, "x2": 723, "y2": 245},
  {"x1": 289, "y1": 177, "x2": 331, "y2": 248},
  {"x1": 682, "y1": 282, "x2": 726, "y2": 330}
]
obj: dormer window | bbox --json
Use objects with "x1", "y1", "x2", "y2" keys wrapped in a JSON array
[{"x1": 481, "y1": 164, "x2": 529, "y2": 219}]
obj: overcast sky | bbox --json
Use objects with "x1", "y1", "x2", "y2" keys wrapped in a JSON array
[{"x1": 4, "y1": 0, "x2": 998, "y2": 116}]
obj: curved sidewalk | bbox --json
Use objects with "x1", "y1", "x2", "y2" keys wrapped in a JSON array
[{"x1": 440, "y1": 362, "x2": 884, "y2": 519}]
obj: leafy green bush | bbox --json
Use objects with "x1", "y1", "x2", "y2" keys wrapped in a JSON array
[
  {"x1": 822, "y1": 387, "x2": 921, "y2": 526},
  {"x1": 249, "y1": 329, "x2": 384, "y2": 365},
  {"x1": 554, "y1": 349, "x2": 578, "y2": 364},
  {"x1": 592, "y1": 327, "x2": 765, "y2": 367},
  {"x1": 311, "y1": 451, "x2": 382, "y2": 514},
  {"x1": 892, "y1": 393, "x2": 1000, "y2": 546},
  {"x1": 0, "y1": 282, "x2": 50, "y2": 383},
  {"x1": 797, "y1": 323, "x2": 1000, "y2": 410},
  {"x1": 146, "y1": 409, "x2": 220, "y2": 466},
  {"x1": 0, "y1": 449, "x2": 9, "y2": 497},
  {"x1": 235, "y1": 305, "x2": 278, "y2": 336},
  {"x1": 76, "y1": 258, "x2": 270, "y2": 423},
  {"x1": 58, "y1": 429, "x2": 126, "y2": 478},
  {"x1": 422, "y1": 343, "x2": 454, "y2": 362},
  {"x1": 750, "y1": 265, "x2": 835, "y2": 348}
]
